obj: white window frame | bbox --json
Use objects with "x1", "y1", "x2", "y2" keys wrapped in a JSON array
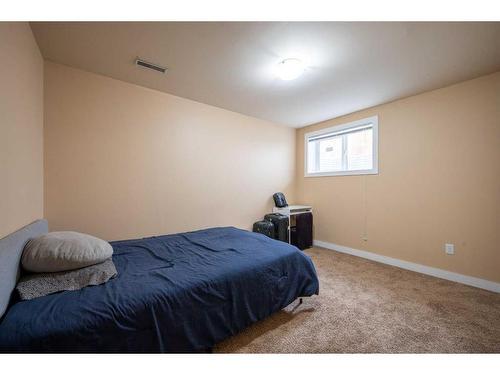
[{"x1": 304, "y1": 115, "x2": 379, "y2": 177}]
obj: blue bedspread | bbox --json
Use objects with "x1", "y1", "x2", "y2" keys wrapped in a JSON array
[{"x1": 0, "y1": 227, "x2": 319, "y2": 352}]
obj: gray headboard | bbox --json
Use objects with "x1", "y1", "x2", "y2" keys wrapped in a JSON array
[{"x1": 0, "y1": 219, "x2": 48, "y2": 318}]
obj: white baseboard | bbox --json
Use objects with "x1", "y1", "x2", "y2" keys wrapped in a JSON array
[{"x1": 313, "y1": 240, "x2": 500, "y2": 293}]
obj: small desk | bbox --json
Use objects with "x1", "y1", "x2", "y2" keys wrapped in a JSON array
[{"x1": 272, "y1": 205, "x2": 313, "y2": 249}]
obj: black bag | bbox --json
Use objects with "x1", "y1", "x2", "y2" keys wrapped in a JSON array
[
  {"x1": 273, "y1": 192, "x2": 288, "y2": 208},
  {"x1": 252, "y1": 220, "x2": 275, "y2": 239},
  {"x1": 264, "y1": 213, "x2": 289, "y2": 243}
]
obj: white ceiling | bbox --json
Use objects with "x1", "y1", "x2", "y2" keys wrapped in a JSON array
[{"x1": 31, "y1": 22, "x2": 500, "y2": 128}]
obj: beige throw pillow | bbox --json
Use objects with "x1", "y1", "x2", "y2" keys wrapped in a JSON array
[{"x1": 22, "y1": 231, "x2": 113, "y2": 273}]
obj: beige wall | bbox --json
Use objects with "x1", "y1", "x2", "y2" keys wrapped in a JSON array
[
  {"x1": 0, "y1": 23, "x2": 44, "y2": 238},
  {"x1": 44, "y1": 62, "x2": 295, "y2": 241},
  {"x1": 296, "y1": 72, "x2": 500, "y2": 283}
]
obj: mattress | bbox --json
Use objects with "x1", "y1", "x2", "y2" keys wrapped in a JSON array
[{"x1": 0, "y1": 227, "x2": 319, "y2": 352}]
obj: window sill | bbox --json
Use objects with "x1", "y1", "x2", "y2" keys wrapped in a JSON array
[{"x1": 304, "y1": 169, "x2": 379, "y2": 177}]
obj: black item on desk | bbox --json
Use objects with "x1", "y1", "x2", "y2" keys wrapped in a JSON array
[
  {"x1": 252, "y1": 220, "x2": 275, "y2": 239},
  {"x1": 273, "y1": 192, "x2": 288, "y2": 208},
  {"x1": 292, "y1": 212, "x2": 313, "y2": 250},
  {"x1": 264, "y1": 213, "x2": 289, "y2": 243}
]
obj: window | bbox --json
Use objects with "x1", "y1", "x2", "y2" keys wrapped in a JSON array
[{"x1": 305, "y1": 116, "x2": 378, "y2": 177}]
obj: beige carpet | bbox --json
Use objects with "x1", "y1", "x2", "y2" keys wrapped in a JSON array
[{"x1": 215, "y1": 247, "x2": 500, "y2": 353}]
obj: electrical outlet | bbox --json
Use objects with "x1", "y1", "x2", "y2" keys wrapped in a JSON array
[{"x1": 445, "y1": 243, "x2": 455, "y2": 255}]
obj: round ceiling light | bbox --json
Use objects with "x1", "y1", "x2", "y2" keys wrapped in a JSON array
[{"x1": 276, "y1": 58, "x2": 305, "y2": 81}]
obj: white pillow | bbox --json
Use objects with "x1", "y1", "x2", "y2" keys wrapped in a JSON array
[{"x1": 22, "y1": 231, "x2": 113, "y2": 273}]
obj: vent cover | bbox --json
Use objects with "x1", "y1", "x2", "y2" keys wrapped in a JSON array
[{"x1": 135, "y1": 58, "x2": 167, "y2": 74}]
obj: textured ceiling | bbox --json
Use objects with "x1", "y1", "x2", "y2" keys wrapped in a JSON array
[{"x1": 31, "y1": 22, "x2": 500, "y2": 127}]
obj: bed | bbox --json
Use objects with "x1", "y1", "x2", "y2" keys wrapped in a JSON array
[{"x1": 0, "y1": 221, "x2": 319, "y2": 353}]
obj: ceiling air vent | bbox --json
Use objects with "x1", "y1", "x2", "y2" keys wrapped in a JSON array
[{"x1": 135, "y1": 58, "x2": 167, "y2": 74}]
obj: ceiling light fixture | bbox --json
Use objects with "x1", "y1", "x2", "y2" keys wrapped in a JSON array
[{"x1": 276, "y1": 58, "x2": 305, "y2": 81}]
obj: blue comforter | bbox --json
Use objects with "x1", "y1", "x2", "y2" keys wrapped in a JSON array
[{"x1": 0, "y1": 227, "x2": 319, "y2": 352}]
